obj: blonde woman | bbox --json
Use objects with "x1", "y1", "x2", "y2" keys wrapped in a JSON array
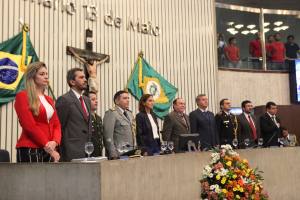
[{"x1": 14, "y1": 62, "x2": 61, "y2": 162}]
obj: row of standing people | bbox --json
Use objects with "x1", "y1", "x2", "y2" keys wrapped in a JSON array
[
  {"x1": 218, "y1": 33, "x2": 300, "y2": 69},
  {"x1": 14, "y1": 62, "x2": 296, "y2": 162}
]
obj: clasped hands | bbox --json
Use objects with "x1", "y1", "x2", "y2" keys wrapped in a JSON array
[{"x1": 44, "y1": 141, "x2": 60, "y2": 162}]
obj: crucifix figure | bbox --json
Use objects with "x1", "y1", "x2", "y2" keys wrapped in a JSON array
[{"x1": 66, "y1": 46, "x2": 110, "y2": 93}]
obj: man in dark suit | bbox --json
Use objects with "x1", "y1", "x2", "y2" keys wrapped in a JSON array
[
  {"x1": 238, "y1": 100, "x2": 260, "y2": 148},
  {"x1": 260, "y1": 101, "x2": 281, "y2": 147},
  {"x1": 56, "y1": 68, "x2": 92, "y2": 161},
  {"x1": 215, "y1": 99, "x2": 237, "y2": 146},
  {"x1": 189, "y1": 94, "x2": 219, "y2": 150},
  {"x1": 162, "y1": 98, "x2": 190, "y2": 152}
]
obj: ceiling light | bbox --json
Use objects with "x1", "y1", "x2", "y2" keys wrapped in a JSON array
[
  {"x1": 281, "y1": 25, "x2": 289, "y2": 30},
  {"x1": 273, "y1": 27, "x2": 281, "y2": 32},
  {"x1": 227, "y1": 22, "x2": 235, "y2": 26},
  {"x1": 264, "y1": 28, "x2": 270, "y2": 33},
  {"x1": 263, "y1": 22, "x2": 270, "y2": 27},
  {"x1": 241, "y1": 30, "x2": 250, "y2": 35},
  {"x1": 274, "y1": 21, "x2": 283, "y2": 26},
  {"x1": 247, "y1": 24, "x2": 256, "y2": 29},
  {"x1": 227, "y1": 28, "x2": 235, "y2": 32},
  {"x1": 235, "y1": 24, "x2": 244, "y2": 29},
  {"x1": 250, "y1": 29, "x2": 258, "y2": 34}
]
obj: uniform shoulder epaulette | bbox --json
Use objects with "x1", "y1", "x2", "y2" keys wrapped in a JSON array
[
  {"x1": 216, "y1": 111, "x2": 223, "y2": 116},
  {"x1": 108, "y1": 106, "x2": 117, "y2": 111}
]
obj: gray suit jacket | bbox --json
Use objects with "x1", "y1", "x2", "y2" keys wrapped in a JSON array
[
  {"x1": 56, "y1": 90, "x2": 92, "y2": 161},
  {"x1": 238, "y1": 113, "x2": 260, "y2": 147},
  {"x1": 161, "y1": 111, "x2": 190, "y2": 152},
  {"x1": 103, "y1": 106, "x2": 134, "y2": 159}
]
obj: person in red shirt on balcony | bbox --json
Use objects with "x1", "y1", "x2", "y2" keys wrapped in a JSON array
[
  {"x1": 224, "y1": 37, "x2": 240, "y2": 68},
  {"x1": 249, "y1": 33, "x2": 262, "y2": 69},
  {"x1": 269, "y1": 33, "x2": 286, "y2": 70},
  {"x1": 14, "y1": 62, "x2": 61, "y2": 162}
]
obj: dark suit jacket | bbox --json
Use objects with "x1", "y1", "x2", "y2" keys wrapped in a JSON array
[
  {"x1": 238, "y1": 113, "x2": 260, "y2": 148},
  {"x1": 189, "y1": 109, "x2": 219, "y2": 149},
  {"x1": 56, "y1": 90, "x2": 92, "y2": 161},
  {"x1": 136, "y1": 111, "x2": 161, "y2": 155},
  {"x1": 161, "y1": 111, "x2": 190, "y2": 152},
  {"x1": 260, "y1": 113, "x2": 281, "y2": 147}
]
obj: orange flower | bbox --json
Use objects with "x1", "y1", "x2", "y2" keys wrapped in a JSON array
[{"x1": 238, "y1": 179, "x2": 244, "y2": 186}]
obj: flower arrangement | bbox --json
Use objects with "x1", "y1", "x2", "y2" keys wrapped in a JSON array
[{"x1": 200, "y1": 145, "x2": 269, "y2": 200}]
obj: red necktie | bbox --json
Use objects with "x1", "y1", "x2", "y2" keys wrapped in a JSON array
[
  {"x1": 248, "y1": 115, "x2": 257, "y2": 140},
  {"x1": 79, "y1": 96, "x2": 88, "y2": 120}
]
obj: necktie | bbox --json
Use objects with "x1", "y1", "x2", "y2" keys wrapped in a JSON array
[
  {"x1": 180, "y1": 114, "x2": 188, "y2": 129},
  {"x1": 123, "y1": 111, "x2": 130, "y2": 121},
  {"x1": 79, "y1": 96, "x2": 88, "y2": 120},
  {"x1": 248, "y1": 115, "x2": 257, "y2": 140}
]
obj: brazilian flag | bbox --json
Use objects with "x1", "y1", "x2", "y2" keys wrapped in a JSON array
[
  {"x1": 0, "y1": 26, "x2": 38, "y2": 106},
  {"x1": 127, "y1": 53, "x2": 178, "y2": 118}
]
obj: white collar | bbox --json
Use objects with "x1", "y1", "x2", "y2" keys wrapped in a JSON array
[
  {"x1": 71, "y1": 88, "x2": 83, "y2": 99},
  {"x1": 267, "y1": 112, "x2": 276, "y2": 118},
  {"x1": 117, "y1": 106, "x2": 125, "y2": 113},
  {"x1": 198, "y1": 108, "x2": 208, "y2": 112}
]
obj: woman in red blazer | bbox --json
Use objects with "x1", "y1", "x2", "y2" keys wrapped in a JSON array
[{"x1": 14, "y1": 61, "x2": 61, "y2": 162}]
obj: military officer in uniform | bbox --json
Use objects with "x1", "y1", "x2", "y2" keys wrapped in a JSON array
[
  {"x1": 103, "y1": 90, "x2": 135, "y2": 159},
  {"x1": 88, "y1": 91, "x2": 104, "y2": 157},
  {"x1": 215, "y1": 98, "x2": 237, "y2": 145}
]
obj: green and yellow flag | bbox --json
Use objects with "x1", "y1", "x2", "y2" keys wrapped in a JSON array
[
  {"x1": 0, "y1": 25, "x2": 38, "y2": 105},
  {"x1": 127, "y1": 53, "x2": 178, "y2": 118}
]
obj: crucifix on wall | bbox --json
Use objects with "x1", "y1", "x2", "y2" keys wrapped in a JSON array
[{"x1": 66, "y1": 29, "x2": 110, "y2": 94}]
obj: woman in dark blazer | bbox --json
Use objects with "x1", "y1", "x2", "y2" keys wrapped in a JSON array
[{"x1": 136, "y1": 94, "x2": 161, "y2": 156}]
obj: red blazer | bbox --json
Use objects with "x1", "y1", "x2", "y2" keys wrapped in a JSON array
[{"x1": 14, "y1": 90, "x2": 61, "y2": 148}]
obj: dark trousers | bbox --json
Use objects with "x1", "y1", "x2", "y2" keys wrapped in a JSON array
[{"x1": 17, "y1": 148, "x2": 52, "y2": 163}]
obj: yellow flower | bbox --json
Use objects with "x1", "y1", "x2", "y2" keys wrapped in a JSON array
[
  {"x1": 232, "y1": 174, "x2": 237, "y2": 179},
  {"x1": 243, "y1": 159, "x2": 248, "y2": 163},
  {"x1": 216, "y1": 174, "x2": 221, "y2": 180},
  {"x1": 233, "y1": 187, "x2": 237, "y2": 192},
  {"x1": 240, "y1": 187, "x2": 244, "y2": 192},
  {"x1": 236, "y1": 194, "x2": 241, "y2": 199},
  {"x1": 255, "y1": 185, "x2": 260, "y2": 191},
  {"x1": 226, "y1": 161, "x2": 232, "y2": 167},
  {"x1": 221, "y1": 177, "x2": 227, "y2": 184},
  {"x1": 222, "y1": 189, "x2": 227, "y2": 194}
]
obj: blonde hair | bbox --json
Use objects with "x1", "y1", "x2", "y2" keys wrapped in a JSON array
[{"x1": 24, "y1": 61, "x2": 47, "y2": 116}]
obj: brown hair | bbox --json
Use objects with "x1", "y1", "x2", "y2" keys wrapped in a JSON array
[{"x1": 138, "y1": 94, "x2": 153, "y2": 112}]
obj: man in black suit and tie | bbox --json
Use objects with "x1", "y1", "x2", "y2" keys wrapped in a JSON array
[
  {"x1": 56, "y1": 68, "x2": 92, "y2": 161},
  {"x1": 162, "y1": 98, "x2": 190, "y2": 152},
  {"x1": 189, "y1": 94, "x2": 219, "y2": 150},
  {"x1": 260, "y1": 101, "x2": 281, "y2": 147},
  {"x1": 238, "y1": 100, "x2": 260, "y2": 148}
]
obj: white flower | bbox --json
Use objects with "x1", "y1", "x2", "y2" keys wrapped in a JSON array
[
  {"x1": 202, "y1": 165, "x2": 212, "y2": 177},
  {"x1": 220, "y1": 168, "x2": 228, "y2": 176},
  {"x1": 221, "y1": 144, "x2": 232, "y2": 150},
  {"x1": 210, "y1": 185, "x2": 215, "y2": 190},
  {"x1": 210, "y1": 152, "x2": 220, "y2": 164},
  {"x1": 208, "y1": 173, "x2": 214, "y2": 178}
]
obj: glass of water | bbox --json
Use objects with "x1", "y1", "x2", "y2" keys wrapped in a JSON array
[
  {"x1": 85, "y1": 142, "x2": 94, "y2": 159},
  {"x1": 258, "y1": 138, "x2": 264, "y2": 147},
  {"x1": 161, "y1": 141, "x2": 168, "y2": 153},
  {"x1": 167, "y1": 141, "x2": 174, "y2": 153},
  {"x1": 244, "y1": 138, "x2": 250, "y2": 148},
  {"x1": 232, "y1": 138, "x2": 238, "y2": 148}
]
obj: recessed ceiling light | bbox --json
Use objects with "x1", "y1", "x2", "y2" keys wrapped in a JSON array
[
  {"x1": 235, "y1": 24, "x2": 244, "y2": 29},
  {"x1": 274, "y1": 21, "x2": 283, "y2": 26},
  {"x1": 247, "y1": 24, "x2": 256, "y2": 29},
  {"x1": 263, "y1": 22, "x2": 270, "y2": 27}
]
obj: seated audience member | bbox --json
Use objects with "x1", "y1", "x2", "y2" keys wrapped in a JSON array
[
  {"x1": 15, "y1": 62, "x2": 61, "y2": 162},
  {"x1": 280, "y1": 127, "x2": 297, "y2": 147},
  {"x1": 136, "y1": 94, "x2": 161, "y2": 156}
]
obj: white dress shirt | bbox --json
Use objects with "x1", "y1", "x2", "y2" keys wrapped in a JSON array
[
  {"x1": 39, "y1": 95, "x2": 54, "y2": 121},
  {"x1": 147, "y1": 113, "x2": 160, "y2": 139}
]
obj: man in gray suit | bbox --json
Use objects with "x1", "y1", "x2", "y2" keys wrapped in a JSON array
[
  {"x1": 56, "y1": 68, "x2": 92, "y2": 161},
  {"x1": 103, "y1": 90, "x2": 134, "y2": 159},
  {"x1": 162, "y1": 98, "x2": 190, "y2": 152},
  {"x1": 238, "y1": 100, "x2": 260, "y2": 148}
]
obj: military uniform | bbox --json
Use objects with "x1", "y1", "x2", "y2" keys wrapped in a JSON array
[
  {"x1": 215, "y1": 111, "x2": 237, "y2": 145},
  {"x1": 103, "y1": 106, "x2": 135, "y2": 159},
  {"x1": 91, "y1": 113, "x2": 104, "y2": 157}
]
